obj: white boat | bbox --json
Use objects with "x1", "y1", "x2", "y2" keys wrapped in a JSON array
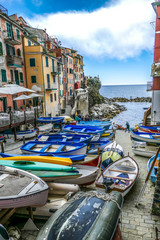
[
  {"x1": 38, "y1": 123, "x2": 53, "y2": 134},
  {"x1": 132, "y1": 140, "x2": 158, "y2": 158},
  {"x1": 0, "y1": 165, "x2": 49, "y2": 209},
  {"x1": 96, "y1": 155, "x2": 139, "y2": 197},
  {"x1": 52, "y1": 165, "x2": 99, "y2": 185},
  {"x1": 3, "y1": 129, "x2": 37, "y2": 140}
]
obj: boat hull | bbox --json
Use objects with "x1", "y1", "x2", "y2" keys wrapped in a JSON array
[
  {"x1": 3, "y1": 129, "x2": 37, "y2": 140},
  {"x1": 36, "y1": 191, "x2": 123, "y2": 240}
]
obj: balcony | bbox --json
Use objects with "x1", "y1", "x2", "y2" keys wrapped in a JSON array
[
  {"x1": 147, "y1": 81, "x2": 152, "y2": 91},
  {"x1": 45, "y1": 83, "x2": 57, "y2": 91},
  {"x1": 6, "y1": 55, "x2": 23, "y2": 68},
  {"x1": 51, "y1": 68, "x2": 58, "y2": 75},
  {"x1": 151, "y1": 62, "x2": 160, "y2": 77},
  {"x1": 4, "y1": 32, "x2": 21, "y2": 45}
]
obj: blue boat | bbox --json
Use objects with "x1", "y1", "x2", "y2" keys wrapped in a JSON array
[
  {"x1": 0, "y1": 153, "x2": 86, "y2": 161},
  {"x1": 131, "y1": 131, "x2": 160, "y2": 144},
  {"x1": 21, "y1": 141, "x2": 87, "y2": 156},
  {"x1": 2, "y1": 129, "x2": 38, "y2": 140},
  {"x1": 77, "y1": 121, "x2": 111, "y2": 130},
  {"x1": 36, "y1": 133, "x2": 93, "y2": 144},
  {"x1": 147, "y1": 154, "x2": 160, "y2": 183},
  {"x1": 62, "y1": 125, "x2": 104, "y2": 135},
  {"x1": 38, "y1": 117, "x2": 64, "y2": 123},
  {"x1": 138, "y1": 125, "x2": 160, "y2": 133}
]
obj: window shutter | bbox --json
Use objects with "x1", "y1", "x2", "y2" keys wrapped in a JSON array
[
  {"x1": 6, "y1": 44, "x2": 10, "y2": 56},
  {"x1": 30, "y1": 58, "x2": 35, "y2": 67},
  {"x1": 1, "y1": 69, "x2": 7, "y2": 82},
  {"x1": 0, "y1": 42, "x2": 3, "y2": 56},
  {"x1": 31, "y1": 76, "x2": 36, "y2": 83},
  {"x1": 20, "y1": 72, "x2": 23, "y2": 82}
]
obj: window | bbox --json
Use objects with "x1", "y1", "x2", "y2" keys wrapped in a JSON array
[
  {"x1": 69, "y1": 58, "x2": 72, "y2": 64},
  {"x1": 1, "y1": 69, "x2": 7, "y2": 82},
  {"x1": 50, "y1": 94, "x2": 53, "y2": 102},
  {"x1": 31, "y1": 75, "x2": 36, "y2": 83},
  {"x1": 46, "y1": 56, "x2": 49, "y2": 67},
  {"x1": 53, "y1": 75, "x2": 55, "y2": 83},
  {"x1": 6, "y1": 22, "x2": 12, "y2": 38},
  {"x1": 28, "y1": 40, "x2": 31, "y2": 46},
  {"x1": 67, "y1": 68, "x2": 68, "y2": 73},
  {"x1": 60, "y1": 90, "x2": 61, "y2": 96},
  {"x1": 54, "y1": 93, "x2": 57, "y2": 101},
  {"x1": 67, "y1": 78, "x2": 68, "y2": 84},
  {"x1": 17, "y1": 48, "x2": 21, "y2": 56},
  {"x1": 12, "y1": 47, "x2": 15, "y2": 56},
  {"x1": 52, "y1": 59, "x2": 54, "y2": 71},
  {"x1": 6, "y1": 44, "x2": 10, "y2": 56},
  {"x1": 30, "y1": 58, "x2": 35, "y2": 67},
  {"x1": 20, "y1": 72, "x2": 23, "y2": 82},
  {"x1": 16, "y1": 29, "x2": 20, "y2": 40},
  {"x1": 47, "y1": 74, "x2": 50, "y2": 88},
  {"x1": 0, "y1": 42, "x2": 3, "y2": 56}
]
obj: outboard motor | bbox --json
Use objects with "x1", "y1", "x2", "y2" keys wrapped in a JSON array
[
  {"x1": 0, "y1": 224, "x2": 10, "y2": 240},
  {"x1": 103, "y1": 177, "x2": 114, "y2": 193}
]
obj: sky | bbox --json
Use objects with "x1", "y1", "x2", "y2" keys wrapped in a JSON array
[{"x1": 0, "y1": 0, "x2": 156, "y2": 85}]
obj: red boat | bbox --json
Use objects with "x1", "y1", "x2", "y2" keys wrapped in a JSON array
[{"x1": 73, "y1": 154, "x2": 100, "y2": 167}]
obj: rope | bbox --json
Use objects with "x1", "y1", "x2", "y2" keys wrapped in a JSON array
[{"x1": 72, "y1": 191, "x2": 122, "y2": 210}]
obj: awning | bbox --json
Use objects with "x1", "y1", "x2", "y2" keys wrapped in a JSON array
[
  {"x1": 28, "y1": 93, "x2": 43, "y2": 98},
  {"x1": 13, "y1": 94, "x2": 31, "y2": 101},
  {"x1": 0, "y1": 84, "x2": 35, "y2": 95}
]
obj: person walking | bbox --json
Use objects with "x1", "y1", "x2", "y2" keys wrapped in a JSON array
[{"x1": 126, "y1": 122, "x2": 130, "y2": 132}]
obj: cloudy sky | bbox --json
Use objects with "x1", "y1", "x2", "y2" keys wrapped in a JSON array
[{"x1": 1, "y1": 0, "x2": 156, "y2": 85}]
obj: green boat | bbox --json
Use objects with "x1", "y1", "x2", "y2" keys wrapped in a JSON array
[
  {"x1": 36, "y1": 190, "x2": 123, "y2": 240},
  {"x1": 28, "y1": 170, "x2": 81, "y2": 181},
  {"x1": 0, "y1": 159, "x2": 76, "y2": 172}
]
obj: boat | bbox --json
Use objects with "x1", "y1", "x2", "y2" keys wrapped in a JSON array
[
  {"x1": 36, "y1": 133, "x2": 93, "y2": 144},
  {"x1": 0, "y1": 165, "x2": 49, "y2": 208},
  {"x1": 101, "y1": 141, "x2": 124, "y2": 169},
  {"x1": 38, "y1": 123, "x2": 53, "y2": 134},
  {"x1": 101, "y1": 131, "x2": 115, "y2": 139},
  {"x1": 62, "y1": 124, "x2": 104, "y2": 135},
  {"x1": 0, "y1": 155, "x2": 72, "y2": 165},
  {"x1": 21, "y1": 141, "x2": 87, "y2": 156},
  {"x1": 88, "y1": 140, "x2": 111, "y2": 152},
  {"x1": 36, "y1": 190, "x2": 123, "y2": 240},
  {"x1": 96, "y1": 156, "x2": 139, "y2": 196},
  {"x1": 147, "y1": 154, "x2": 160, "y2": 183},
  {"x1": 77, "y1": 120, "x2": 111, "y2": 130},
  {"x1": 132, "y1": 140, "x2": 158, "y2": 157},
  {"x1": 0, "y1": 225, "x2": 9, "y2": 240},
  {"x1": 73, "y1": 154, "x2": 100, "y2": 167},
  {"x1": 38, "y1": 117, "x2": 64, "y2": 123},
  {"x1": 130, "y1": 130, "x2": 160, "y2": 144},
  {"x1": 48, "y1": 183, "x2": 80, "y2": 195},
  {"x1": 0, "y1": 152, "x2": 87, "y2": 162},
  {"x1": 52, "y1": 165, "x2": 99, "y2": 185},
  {"x1": 0, "y1": 136, "x2": 4, "y2": 141},
  {"x1": 27, "y1": 170, "x2": 81, "y2": 182},
  {"x1": 2, "y1": 129, "x2": 38, "y2": 140},
  {"x1": 0, "y1": 159, "x2": 76, "y2": 171},
  {"x1": 137, "y1": 125, "x2": 160, "y2": 134}
]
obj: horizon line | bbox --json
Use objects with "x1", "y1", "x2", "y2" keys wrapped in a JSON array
[{"x1": 101, "y1": 83, "x2": 147, "y2": 86}]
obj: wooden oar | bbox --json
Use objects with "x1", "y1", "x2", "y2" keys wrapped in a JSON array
[{"x1": 135, "y1": 145, "x2": 160, "y2": 207}]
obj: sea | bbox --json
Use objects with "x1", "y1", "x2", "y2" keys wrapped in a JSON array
[{"x1": 100, "y1": 84, "x2": 152, "y2": 128}]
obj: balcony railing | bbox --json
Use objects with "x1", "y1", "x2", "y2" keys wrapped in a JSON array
[
  {"x1": 51, "y1": 68, "x2": 58, "y2": 75},
  {"x1": 147, "y1": 81, "x2": 152, "y2": 91},
  {"x1": 4, "y1": 32, "x2": 21, "y2": 45},
  {"x1": 45, "y1": 83, "x2": 57, "y2": 91},
  {"x1": 6, "y1": 55, "x2": 23, "y2": 67}
]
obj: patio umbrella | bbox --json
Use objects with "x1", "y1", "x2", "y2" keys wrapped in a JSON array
[
  {"x1": 0, "y1": 84, "x2": 35, "y2": 95},
  {"x1": 27, "y1": 93, "x2": 43, "y2": 98},
  {"x1": 13, "y1": 94, "x2": 31, "y2": 101}
]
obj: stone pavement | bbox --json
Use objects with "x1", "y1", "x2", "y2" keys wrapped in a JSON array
[{"x1": 115, "y1": 130, "x2": 160, "y2": 240}]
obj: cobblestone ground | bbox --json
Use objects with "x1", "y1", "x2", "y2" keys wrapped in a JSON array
[
  {"x1": 115, "y1": 130, "x2": 160, "y2": 240},
  {"x1": 3, "y1": 131, "x2": 160, "y2": 239}
]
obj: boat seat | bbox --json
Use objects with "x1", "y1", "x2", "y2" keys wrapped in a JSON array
[
  {"x1": 81, "y1": 128, "x2": 86, "y2": 132},
  {"x1": 56, "y1": 145, "x2": 65, "y2": 152},
  {"x1": 40, "y1": 144, "x2": 51, "y2": 152},
  {"x1": 62, "y1": 138, "x2": 67, "y2": 142}
]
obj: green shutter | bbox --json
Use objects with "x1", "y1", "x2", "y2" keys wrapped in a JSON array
[
  {"x1": 20, "y1": 72, "x2": 23, "y2": 82},
  {"x1": 30, "y1": 58, "x2": 35, "y2": 67},
  {"x1": 6, "y1": 44, "x2": 10, "y2": 56},
  {"x1": 12, "y1": 47, "x2": 15, "y2": 56},
  {"x1": 16, "y1": 29, "x2": 20, "y2": 40},
  {"x1": 17, "y1": 48, "x2": 21, "y2": 56},
  {"x1": 0, "y1": 42, "x2": 3, "y2": 56},
  {"x1": 28, "y1": 40, "x2": 31, "y2": 46},
  {"x1": 1, "y1": 69, "x2": 7, "y2": 82},
  {"x1": 14, "y1": 70, "x2": 19, "y2": 85},
  {"x1": 46, "y1": 57, "x2": 49, "y2": 67},
  {"x1": 31, "y1": 76, "x2": 36, "y2": 83},
  {"x1": 6, "y1": 23, "x2": 11, "y2": 38}
]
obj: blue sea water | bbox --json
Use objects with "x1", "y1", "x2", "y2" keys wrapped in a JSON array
[{"x1": 100, "y1": 85, "x2": 152, "y2": 128}]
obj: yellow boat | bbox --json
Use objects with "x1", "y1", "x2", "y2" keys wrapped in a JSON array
[{"x1": 1, "y1": 156, "x2": 72, "y2": 166}]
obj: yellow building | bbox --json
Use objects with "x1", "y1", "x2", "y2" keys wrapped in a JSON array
[{"x1": 24, "y1": 37, "x2": 60, "y2": 116}]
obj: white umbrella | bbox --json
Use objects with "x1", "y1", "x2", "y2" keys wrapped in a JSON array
[
  {"x1": 0, "y1": 84, "x2": 35, "y2": 95},
  {"x1": 13, "y1": 94, "x2": 31, "y2": 101},
  {"x1": 27, "y1": 93, "x2": 43, "y2": 98}
]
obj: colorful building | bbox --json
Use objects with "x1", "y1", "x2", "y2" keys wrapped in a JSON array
[{"x1": 0, "y1": 7, "x2": 27, "y2": 111}]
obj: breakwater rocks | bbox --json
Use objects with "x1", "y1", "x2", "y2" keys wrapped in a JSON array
[
  {"x1": 89, "y1": 101, "x2": 126, "y2": 119},
  {"x1": 105, "y1": 97, "x2": 152, "y2": 102}
]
